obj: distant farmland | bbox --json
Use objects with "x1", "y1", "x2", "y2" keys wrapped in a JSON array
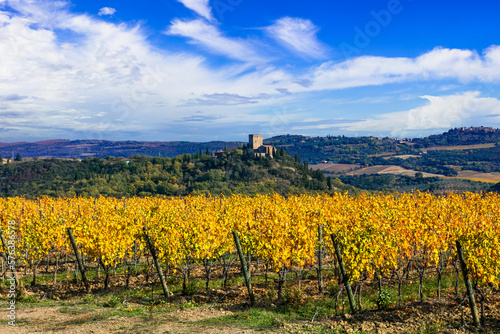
[
  {"x1": 310, "y1": 163, "x2": 360, "y2": 173},
  {"x1": 425, "y1": 143, "x2": 497, "y2": 151}
]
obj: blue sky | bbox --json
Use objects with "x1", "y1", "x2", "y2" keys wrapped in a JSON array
[{"x1": 1, "y1": 0, "x2": 500, "y2": 142}]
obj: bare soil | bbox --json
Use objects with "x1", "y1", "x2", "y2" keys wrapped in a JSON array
[
  {"x1": 2, "y1": 264, "x2": 499, "y2": 333},
  {"x1": 347, "y1": 165, "x2": 442, "y2": 178},
  {"x1": 2, "y1": 285, "x2": 499, "y2": 333},
  {"x1": 310, "y1": 163, "x2": 361, "y2": 173}
]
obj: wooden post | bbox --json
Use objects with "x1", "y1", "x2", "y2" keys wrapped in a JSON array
[
  {"x1": 143, "y1": 227, "x2": 170, "y2": 300},
  {"x1": 456, "y1": 240, "x2": 480, "y2": 327},
  {"x1": 331, "y1": 234, "x2": 356, "y2": 313},
  {"x1": 53, "y1": 257, "x2": 59, "y2": 285},
  {"x1": 232, "y1": 231, "x2": 255, "y2": 306},
  {"x1": 318, "y1": 225, "x2": 324, "y2": 293},
  {"x1": 133, "y1": 219, "x2": 138, "y2": 275},
  {"x1": 0, "y1": 227, "x2": 20, "y2": 288},
  {"x1": 66, "y1": 228, "x2": 90, "y2": 292}
]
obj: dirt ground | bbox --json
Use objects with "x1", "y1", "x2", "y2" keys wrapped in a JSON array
[
  {"x1": 1, "y1": 264, "x2": 499, "y2": 333},
  {"x1": 1, "y1": 304, "x2": 258, "y2": 334},
  {"x1": 2, "y1": 295, "x2": 499, "y2": 334}
]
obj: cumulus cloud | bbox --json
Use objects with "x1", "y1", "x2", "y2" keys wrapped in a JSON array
[
  {"x1": 2, "y1": 0, "x2": 500, "y2": 141},
  {"x1": 0, "y1": 0, "x2": 289, "y2": 141},
  {"x1": 98, "y1": 7, "x2": 116, "y2": 16},
  {"x1": 166, "y1": 19, "x2": 265, "y2": 64},
  {"x1": 265, "y1": 17, "x2": 327, "y2": 59},
  {"x1": 342, "y1": 92, "x2": 500, "y2": 136},
  {"x1": 309, "y1": 46, "x2": 500, "y2": 91},
  {"x1": 176, "y1": 0, "x2": 213, "y2": 21}
]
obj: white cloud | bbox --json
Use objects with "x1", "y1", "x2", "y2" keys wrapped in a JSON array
[
  {"x1": 166, "y1": 19, "x2": 266, "y2": 64},
  {"x1": 176, "y1": 0, "x2": 213, "y2": 21},
  {"x1": 265, "y1": 17, "x2": 327, "y2": 59},
  {"x1": 98, "y1": 7, "x2": 116, "y2": 16},
  {"x1": 0, "y1": 0, "x2": 289, "y2": 141},
  {"x1": 308, "y1": 46, "x2": 500, "y2": 92},
  {"x1": 2, "y1": 1, "x2": 500, "y2": 141},
  {"x1": 342, "y1": 92, "x2": 500, "y2": 136}
]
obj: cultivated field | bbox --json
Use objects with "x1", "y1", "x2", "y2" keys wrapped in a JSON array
[
  {"x1": 1, "y1": 194, "x2": 499, "y2": 333},
  {"x1": 310, "y1": 163, "x2": 360, "y2": 173},
  {"x1": 425, "y1": 143, "x2": 497, "y2": 151},
  {"x1": 346, "y1": 165, "x2": 442, "y2": 178},
  {"x1": 456, "y1": 170, "x2": 500, "y2": 183}
]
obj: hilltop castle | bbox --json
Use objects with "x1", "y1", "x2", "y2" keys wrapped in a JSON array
[{"x1": 249, "y1": 134, "x2": 274, "y2": 157}]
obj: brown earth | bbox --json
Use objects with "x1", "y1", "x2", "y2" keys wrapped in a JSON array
[
  {"x1": 1, "y1": 263, "x2": 499, "y2": 333},
  {"x1": 346, "y1": 165, "x2": 442, "y2": 178},
  {"x1": 2, "y1": 296, "x2": 499, "y2": 333},
  {"x1": 456, "y1": 170, "x2": 500, "y2": 183},
  {"x1": 383, "y1": 155, "x2": 421, "y2": 160},
  {"x1": 310, "y1": 163, "x2": 361, "y2": 173},
  {"x1": 425, "y1": 143, "x2": 496, "y2": 151}
]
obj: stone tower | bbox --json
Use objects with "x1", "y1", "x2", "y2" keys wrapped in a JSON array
[{"x1": 249, "y1": 134, "x2": 263, "y2": 150}]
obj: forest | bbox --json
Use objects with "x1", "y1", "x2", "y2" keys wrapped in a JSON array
[{"x1": 0, "y1": 146, "x2": 357, "y2": 198}]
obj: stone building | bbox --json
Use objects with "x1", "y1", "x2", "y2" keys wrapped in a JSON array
[{"x1": 249, "y1": 134, "x2": 274, "y2": 157}]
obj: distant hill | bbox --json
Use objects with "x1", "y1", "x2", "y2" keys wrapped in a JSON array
[
  {"x1": 411, "y1": 126, "x2": 500, "y2": 147},
  {"x1": 265, "y1": 127, "x2": 500, "y2": 175},
  {"x1": 1, "y1": 126, "x2": 498, "y2": 161},
  {"x1": 0, "y1": 147, "x2": 358, "y2": 198},
  {"x1": 2, "y1": 125, "x2": 499, "y2": 196},
  {"x1": 1, "y1": 126, "x2": 499, "y2": 184},
  {"x1": 0, "y1": 139, "x2": 245, "y2": 159}
]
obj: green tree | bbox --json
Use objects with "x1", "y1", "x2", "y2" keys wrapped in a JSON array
[
  {"x1": 0, "y1": 155, "x2": 2, "y2": 164},
  {"x1": 279, "y1": 147, "x2": 285, "y2": 157},
  {"x1": 15, "y1": 153, "x2": 22, "y2": 161}
]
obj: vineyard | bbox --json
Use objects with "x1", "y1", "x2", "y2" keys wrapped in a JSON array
[{"x1": 1, "y1": 192, "x2": 499, "y2": 331}]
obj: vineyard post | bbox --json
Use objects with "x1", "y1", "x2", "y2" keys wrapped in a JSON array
[
  {"x1": 232, "y1": 231, "x2": 255, "y2": 306},
  {"x1": 318, "y1": 225, "x2": 323, "y2": 293},
  {"x1": 0, "y1": 227, "x2": 20, "y2": 288},
  {"x1": 53, "y1": 257, "x2": 59, "y2": 285},
  {"x1": 66, "y1": 228, "x2": 91, "y2": 292},
  {"x1": 143, "y1": 227, "x2": 170, "y2": 300},
  {"x1": 330, "y1": 234, "x2": 356, "y2": 314},
  {"x1": 133, "y1": 219, "x2": 138, "y2": 275},
  {"x1": 455, "y1": 240, "x2": 480, "y2": 327}
]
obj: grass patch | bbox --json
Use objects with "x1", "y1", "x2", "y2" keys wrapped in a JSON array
[
  {"x1": 199, "y1": 308, "x2": 287, "y2": 331},
  {"x1": 16, "y1": 295, "x2": 39, "y2": 303},
  {"x1": 11, "y1": 317, "x2": 30, "y2": 326},
  {"x1": 57, "y1": 312, "x2": 108, "y2": 327},
  {"x1": 59, "y1": 305, "x2": 93, "y2": 315},
  {"x1": 103, "y1": 294, "x2": 121, "y2": 308}
]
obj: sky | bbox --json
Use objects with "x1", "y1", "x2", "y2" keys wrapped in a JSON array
[{"x1": 1, "y1": 0, "x2": 500, "y2": 143}]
